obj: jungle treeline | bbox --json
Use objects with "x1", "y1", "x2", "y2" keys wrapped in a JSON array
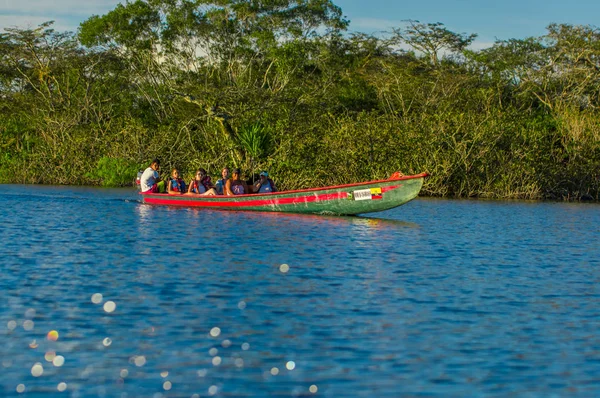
[{"x1": 1, "y1": 0, "x2": 599, "y2": 200}]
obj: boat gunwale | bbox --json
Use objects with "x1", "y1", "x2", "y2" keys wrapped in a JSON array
[{"x1": 140, "y1": 172, "x2": 429, "y2": 200}]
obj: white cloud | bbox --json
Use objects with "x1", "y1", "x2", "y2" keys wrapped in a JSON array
[
  {"x1": 1, "y1": 0, "x2": 122, "y2": 16},
  {"x1": 349, "y1": 17, "x2": 403, "y2": 33},
  {"x1": 0, "y1": 0, "x2": 122, "y2": 32},
  {"x1": 468, "y1": 41, "x2": 495, "y2": 51},
  {"x1": 0, "y1": 15, "x2": 74, "y2": 32}
]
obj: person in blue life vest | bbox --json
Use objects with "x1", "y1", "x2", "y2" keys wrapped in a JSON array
[
  {"x1": 187, "y1": 168, "x2": 217, "y2": 196},
  {"x1": 214, "y1": 167, "x2": 230, "y2": 195},
  {"x1": 253, "y1": 171, "x2": 277, "y2": 194},
  {"x1": 140, "y1": 158, "x2": 162, "y2": 193},
  {"x1": 225, "y1": 168, "x2": 248, "y2": 195},
  {"x1": 167, "y1": 168, "x2": 186, "y2": 194}
]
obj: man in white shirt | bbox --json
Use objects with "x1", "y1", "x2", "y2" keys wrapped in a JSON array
[{"x1": 140, "y1": 159, "x2": 162, "y2": 193}]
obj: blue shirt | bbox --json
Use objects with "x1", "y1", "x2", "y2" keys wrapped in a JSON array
[{"x1": 215, "y1": 178, "x2": 227, "y2": 195}]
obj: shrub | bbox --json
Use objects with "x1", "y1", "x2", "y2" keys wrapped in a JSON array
[{"x1": 86, "y1": 157, "x2": 140, "y2": 187}]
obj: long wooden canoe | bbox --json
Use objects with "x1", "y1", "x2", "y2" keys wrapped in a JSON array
[{"x1": 140, "y1": 172, "x2": 428, "y2": 215}]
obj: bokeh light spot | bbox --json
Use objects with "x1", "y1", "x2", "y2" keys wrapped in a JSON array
[
  {"x1": 16, "y1": 384, "x2": 25, "y2": 393},
  {"x1": 134, "y1": 356, "x2": 146, "y2": 367},
  {"x1": 163, "y1": 381, "x2": 172, "y2": 391},
  {"x1": 103, "y1": 338, "x2": 112, "y2": 347},
  {"x1": 7, "y1": 320, "x2": 17, "y2": 331},
  {"x1": 160, "y1": 371, "x2": 169, "y2": 378},
  {"x1": 238, "y1": 301, "x2": 246, "y2": 310},
  {"x1": 309, "y1": 385, "x2": 318, "y2": 393},
  {"x1": 241, "y1": 343, "x2": 250, "y2": 351},
  {"x1": 53, "y1": 355, "x2": 65, "y2": 367},
  {"x1": 210, "y1": 327, "x2": 221, "y2": 337},
  {"x1": 47, "y1": 330, "x2": 59, "y2": 341},
  {"x1": 270, "y1": 367, "x2": 279, "y2": 376},
  {"x1": 212, "y1": 356, "x2": 222, "y2": 366},
  {"x1": 279, "y1": 264, "x2": 290, "y2": 273},
  {"x1": 91, "y1": 293, "x2": 103, "y2": 304},
  {"x1": 221, "y1": 339, "x2": 232, "y2": 348},
  {"x1": 29, "y1": 340, "x2": 38, "y2": 349},
  {"x1": 57, "y1": 382, "x2": 67, "y2": 392},
  {"x1": 286, "y1": 361, "x2": 296, "y2": 370},
  {"x1": 208, "y1": 385, "x2": 218, "y2": 395},
  {"x1": 31, "y1": 363, "x2": 44, "y2": 377},
  {"x1": 103, "y1": 301, "x2": 116, "y2": 313},
  {"x1": 45, "y1": 351, "x2": 56, "y2": 362}
]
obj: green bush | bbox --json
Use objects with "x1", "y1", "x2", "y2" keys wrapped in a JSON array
[{"x1": 86, "y1": 157, "x2": 140, "y2": 187}]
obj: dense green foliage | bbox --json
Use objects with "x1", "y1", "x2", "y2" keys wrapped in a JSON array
[{"x1": 1, "y1": 1, "x2": 599, "y2": 199}]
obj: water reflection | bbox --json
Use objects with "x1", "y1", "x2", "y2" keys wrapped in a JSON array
[
  {"x1": 181, "y1": 207, "x2": 421, "y2": 230},
  {"x1": 136, "y1": 203, "x2": 154, "y2": 225}
]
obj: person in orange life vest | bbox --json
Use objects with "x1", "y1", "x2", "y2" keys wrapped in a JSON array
[
  {"x1": 140, "y1": 159, "x2": 162, "y2": 193},
  {"x1": 253, "y1": 171, "x2": 277, "y2": 194},
  {"x1": 167, "y1": 168, "x2": 186, "y2": 194},
  {"x1": 225, "y1": 168, "x2": 248, "y2": 195},
  {"x1": 188, "y1": 168, "x2": 217, "y2": 196}
]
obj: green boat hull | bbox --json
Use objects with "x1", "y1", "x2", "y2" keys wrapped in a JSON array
[{"x1": 141, "y1": 173, "x2": 428, "y2": 216}]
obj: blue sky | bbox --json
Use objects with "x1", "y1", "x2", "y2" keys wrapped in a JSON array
[{"x1": 1, "y1": 0, "x2": 598, "y2": 48}]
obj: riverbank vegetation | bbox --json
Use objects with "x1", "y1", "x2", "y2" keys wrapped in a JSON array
[{"x1": 1, "y1": 1, "x2": 599, "y2": 200}]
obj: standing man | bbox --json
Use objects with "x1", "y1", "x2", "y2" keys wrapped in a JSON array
[{"x1": 140, "y1": 159, "x2": 162, "y2": 193}]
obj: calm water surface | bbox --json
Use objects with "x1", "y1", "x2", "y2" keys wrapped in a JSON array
[{"x1": 1, "y1": 185, "x2": 600, "y2": 397}]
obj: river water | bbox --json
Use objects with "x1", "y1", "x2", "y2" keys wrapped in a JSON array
[{"x1": 1, "y1": 185, "x2": 599, "y2": 397}]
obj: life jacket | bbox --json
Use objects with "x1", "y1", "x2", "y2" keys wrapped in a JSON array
[
  {"x1": 190, "y1": 179, "x2": 206, "y2": 194},
  {"x1": 201, "y1": 176, "x2": 213, "y2": 190},
  {"x1": 390, "y1": 171, "x2": 405, "y2": 179},
  {"x1": 170, "y1": 178, "x2": 186, "y2": 192},
  {"x1": 215, "y1": 178, "x2": 227, "y2": 195}
]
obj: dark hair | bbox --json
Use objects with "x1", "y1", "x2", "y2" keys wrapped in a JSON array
[
  {"x1": 233, "y1": 168, "x2": 241, "y2": 175},
  {"x1": 151, "y1": 158, "x2": 160, "y2": 165},
  {"x1": 198, "y1": 168, "x2": 207, "y2": 175}
]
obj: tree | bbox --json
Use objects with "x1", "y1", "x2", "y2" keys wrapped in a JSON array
[{"x1": 389, "y1": 20, "x2": 477, "y2": 66}]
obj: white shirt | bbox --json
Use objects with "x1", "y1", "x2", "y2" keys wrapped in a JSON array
[{"x1": 140, "y1": 167, "x2": 159, "y2": 192}]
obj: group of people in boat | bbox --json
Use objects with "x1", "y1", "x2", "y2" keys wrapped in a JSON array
[{"x1": 139, "y1": 159, "x2": 277, "y2": 196}]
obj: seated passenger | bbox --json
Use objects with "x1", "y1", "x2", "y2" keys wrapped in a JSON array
[
  {"x1": 167, "y1": 168, "x2": 186, "y2": 194},
  {"x1": 188, "y1": 168, "x2": 217, "y2": 196},
  {"x1": 225, "y1": 168, "x2": 248, "y2": 195},
  {"x1": 253, "y1": 171, "x2": 277, "y2": 194},
  {"x1": 214, "y1": 167, "x2": 230, "y2": 195},
  {"x1": 140, "y1": 158, "x2": 162, "y2": 193}
]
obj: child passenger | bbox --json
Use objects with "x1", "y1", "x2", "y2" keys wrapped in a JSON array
[
  {"x1": 167, "y1": 168, "x2": 186, "y2": 194},
  {"x1": 188, "y1": 168, "x2": 217, "y2": 196},
  {"x1": 214, "y1": 167, "x2": 230, "y2": 195}
]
